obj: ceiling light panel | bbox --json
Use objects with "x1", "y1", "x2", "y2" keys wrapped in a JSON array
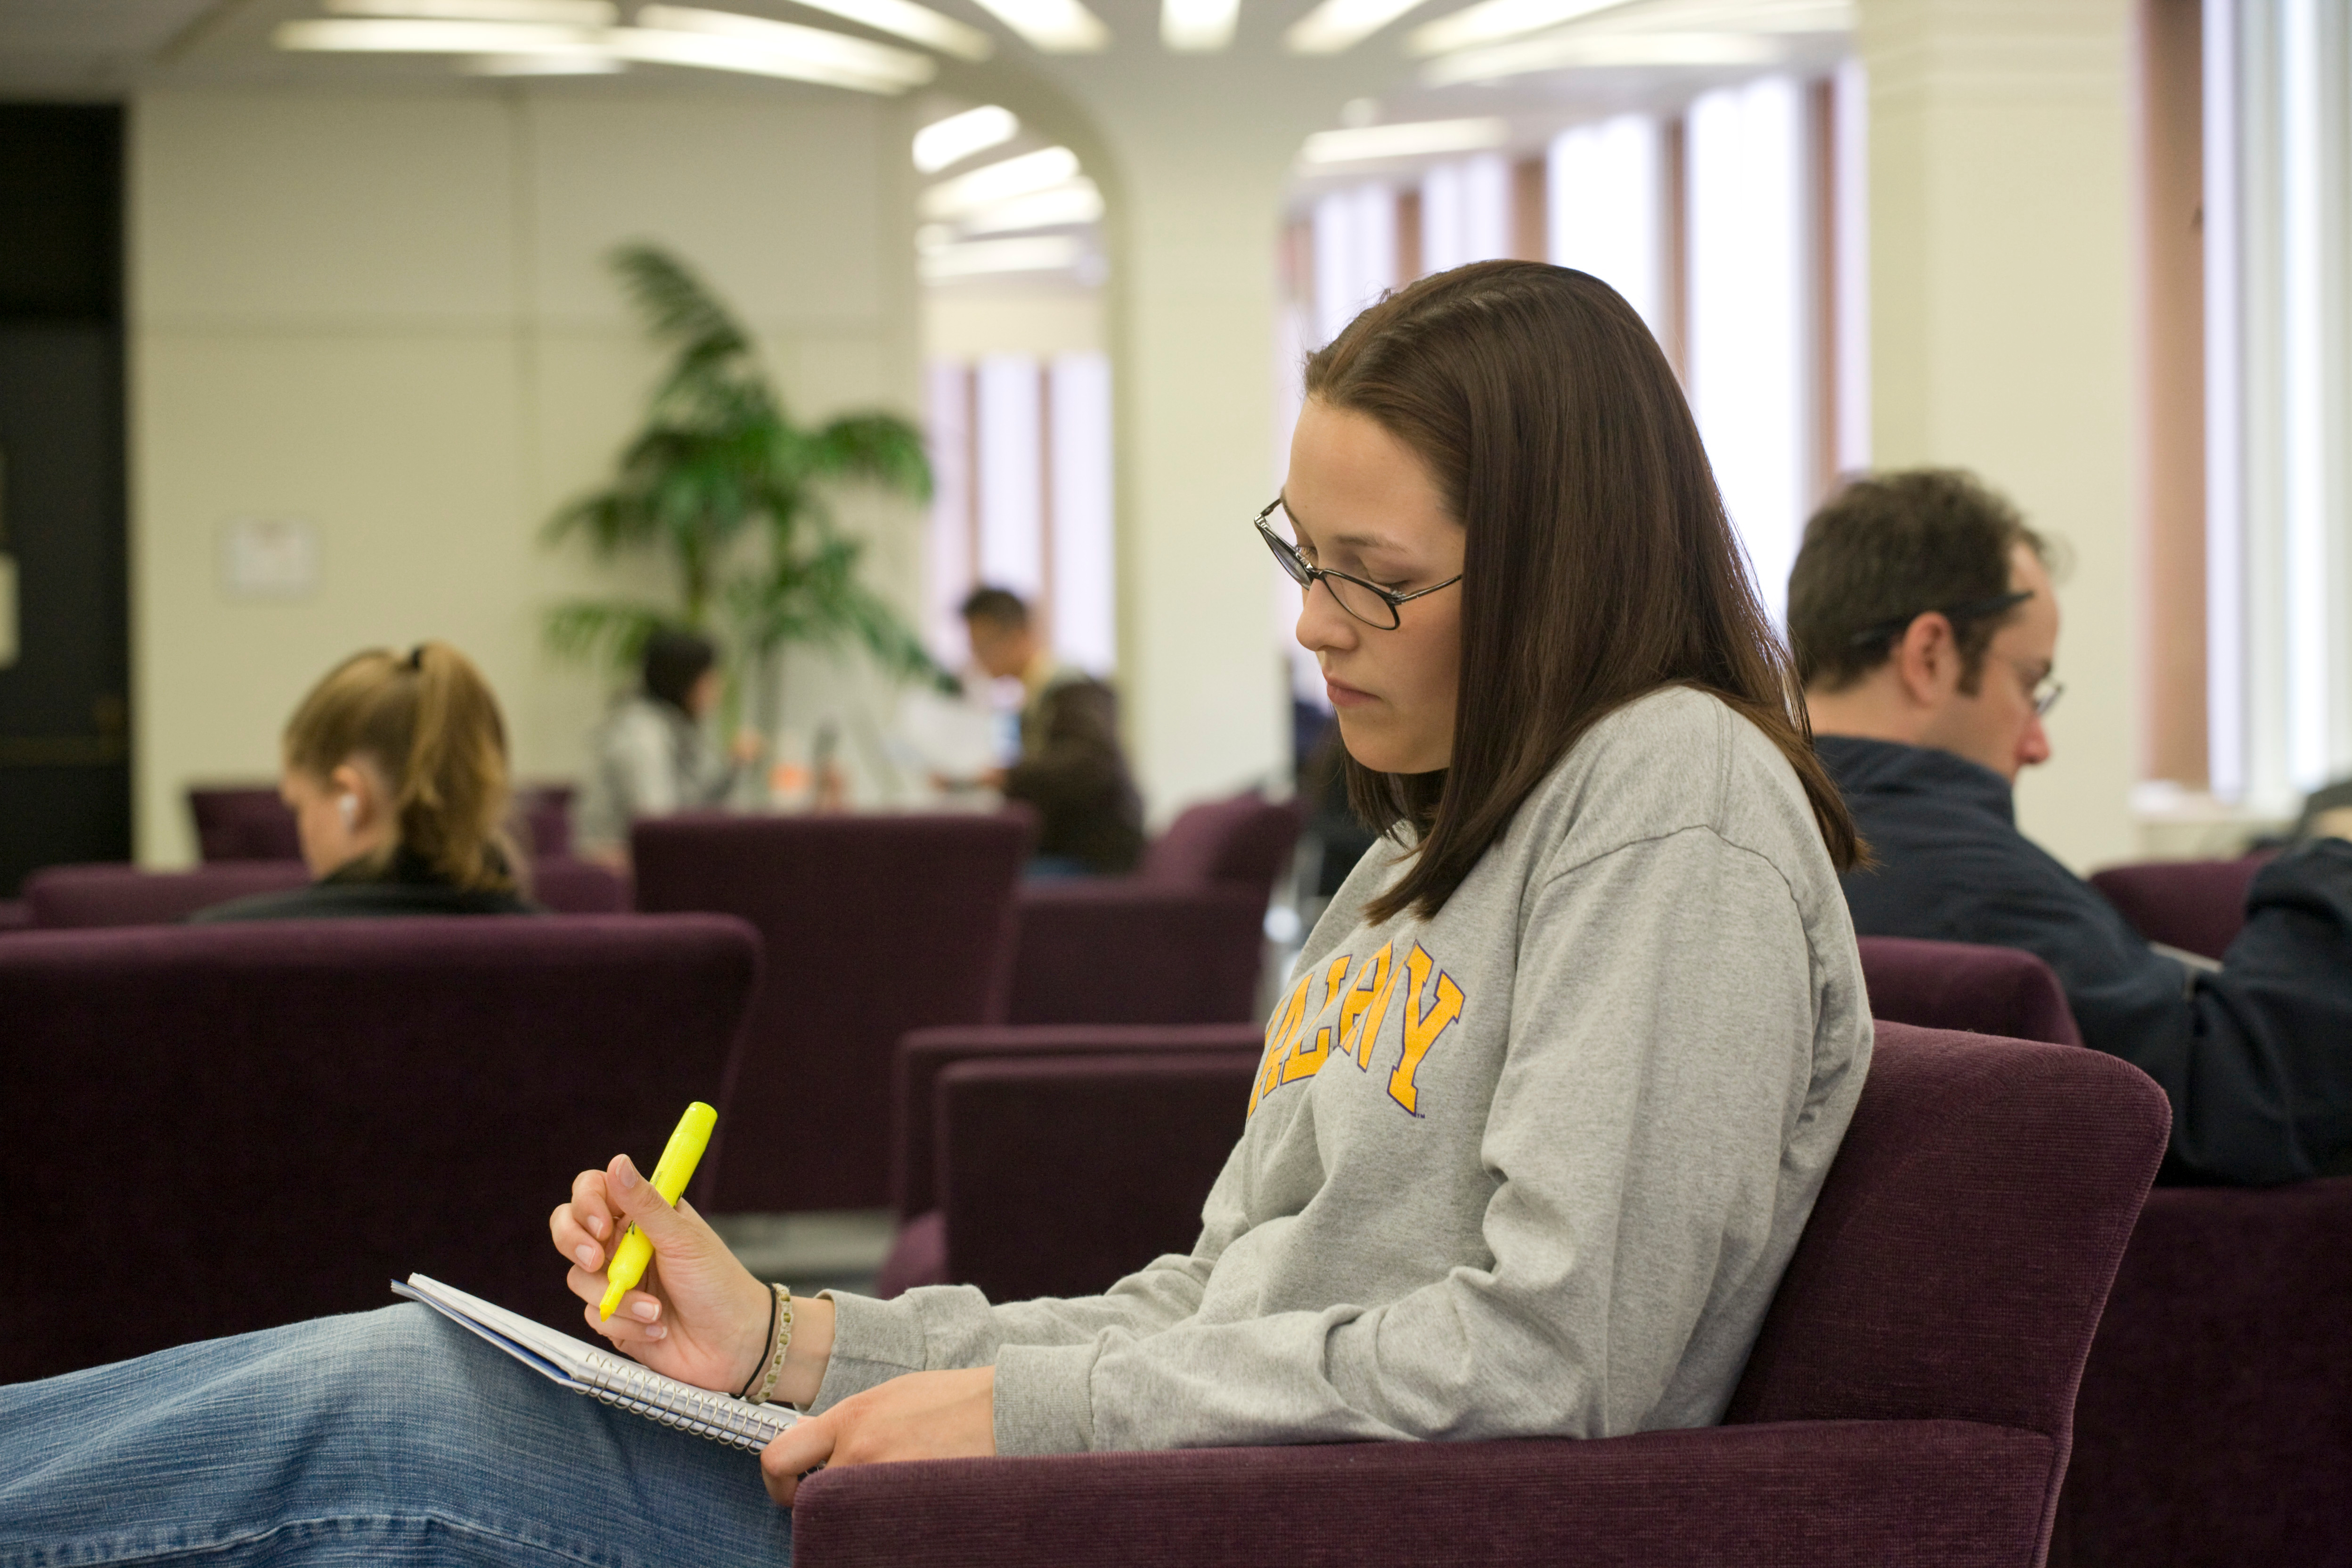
[
  {"x1": 1298, "y1": 117, "x2": 1508, "y2": 164},
  {"x1": 921, "y1": 145, "x2": 1081, "y2": 218},
  {"x1": 276, "y1": 18, "x2": 606, "y2": 53},
  {"x1": 1160, "y1": 0, "x2": 1237, "y2": 51},
  {"x1": 326, "y1": 0, "x2": 616, "y2": 21},
  {"x1": 1284, "y1": 0, "x2": 1432, "y2": 53},
  {"x1": 1421, "y1": 28, "x2": 1774, "y2": 83},
  {"x1": 964, "y1": 0, "x2": 1109, "y2": 52},
  {"x1": 771, "y1": 0, "x2": 993, "y2": 60},
  {"x1": 1407, "y1": 0, "x2": 1627, "y2": 56},
  {"x1": 956, "y1": 179, "x2": 1104, "y2": 234},
  {"x1": 460, "y1": 49, "x2": 628, "y2": 70},
  {"x1": 629, "y1": 7, "x2": 934, "y2": 89},
  {"x1": 914, "y1": 105, "x2": 1020, "y2": 172},
  {"x1": 920, "y1": 235, "x2": 1084, "y2": 280}
]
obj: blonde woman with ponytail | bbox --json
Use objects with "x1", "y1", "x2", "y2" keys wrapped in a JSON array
[{"x1": 195, "y1": 643, "x2": 538, "y2": 922}]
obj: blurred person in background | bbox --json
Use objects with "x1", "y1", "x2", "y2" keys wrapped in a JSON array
[
  {"x1": 1792, "y1": 468, "x2": 2352, "y2": 1185},
  {"x1": 196, "y1": 642, "x2": 537, "y2": 921},
  {"x1": 955, "y1": 586, "x2": 1143, "y2": 876},
  {"x1": 575, "y1": 627, "x2": 761, "y2": 867}
]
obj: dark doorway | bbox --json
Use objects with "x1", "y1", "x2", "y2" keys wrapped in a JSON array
[{"x1": 0, "y1": 105, "x2": 130, "y2": 895}]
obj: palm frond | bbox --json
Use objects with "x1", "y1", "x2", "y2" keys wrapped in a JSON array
[
  {"x1": 609, "y1": 244, "x2": 748, "y2": 372},
  {"x1": 808, "y1": 413, "x2": 933, "y2": 503},
  {"x1": 543, "y1": 600, "x2": 679, "y2": 670}
]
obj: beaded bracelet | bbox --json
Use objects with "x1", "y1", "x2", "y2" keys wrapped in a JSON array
[
  {"x1": 744, "y1": 1284, "x2": 794, "y2": 1407},
  {"x1": 734, "y1": 1286, "x2": 780, "y2": 1401}
]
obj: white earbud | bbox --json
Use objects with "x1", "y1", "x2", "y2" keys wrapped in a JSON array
[{"x1": 338, "y1": 793, "x2": 358, "y2": 826}]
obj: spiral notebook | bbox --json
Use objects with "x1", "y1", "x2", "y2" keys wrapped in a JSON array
[{"x1": 392, "y1": 1274, "x2": 799, "y2": 1453}]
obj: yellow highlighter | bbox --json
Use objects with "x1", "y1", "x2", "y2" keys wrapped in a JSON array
[{"x1": 598, "y1": 1100, "x2": 718, "y2": 1321}]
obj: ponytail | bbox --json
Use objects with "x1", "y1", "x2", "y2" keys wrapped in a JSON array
[{"x1": 283, "y1": 642, "x2": 519, "y2": 892}]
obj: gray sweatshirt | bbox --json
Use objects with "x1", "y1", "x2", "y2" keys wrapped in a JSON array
[{"x1": 811, "y1": 686, "x2": 1872, "y2": 1455}]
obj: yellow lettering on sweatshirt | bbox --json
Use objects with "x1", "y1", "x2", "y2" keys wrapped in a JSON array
[
  {"x1": 1250, "y1": 972, "x2": 1312, "y2": 1116},
  {"x1": 1342, "y1": 942, "x2": 1401, "y2": 1069},
  {"x1": 1386, "y1": 944, "x2": 1465, "y2": 1115},
  {"x1": 1281, "y1": 955, "x2": 1355, "y2": 1084}
]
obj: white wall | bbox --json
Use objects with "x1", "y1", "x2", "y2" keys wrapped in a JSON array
[
  {"x1": 129, "y1": 85, "x2": 922, "y2": 864},
  {"x1": 1863, "y1": 0, "x2": 2139, "y2": 872}
]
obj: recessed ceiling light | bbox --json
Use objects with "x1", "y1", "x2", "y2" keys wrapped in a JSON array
[
  {"x1": 914, "y1": 105, "x2": 1020, "y2": 173},
  {"x1": 1406, "y1": 0, "x2": 1627, "y2": 56},
  {"x1": 1160, "y1": 0, "x2": 1237, "y2": 51},
  {"x1": 276, "y1": 18, "x2": 607, "y2": 54},
  {"x1": 760, "y1": 0, "x2": 993, "y2": 60},
  {"x1": 956, "y1": 179, "x2": 1103, "y2": 234},
  {"x1": 628, "y1": 7, "x2": 934, "y2": 90},
  {"x1": 963, "y1": 0, "x2": 1109, "y2": 53},
  {"x1": 1298, "y1": 117, "x2": 1508, "y2": 164},
  {"x1": 919, "y1": 235, "x2": 1084, "y2": 280},
  {"x1": 921, "y1": 145, "x2": 1081, "y2": 218},
  {"x1": 460, "y1": 49, "x2": 629, "y2": 71},
  {"x1": 1284, "y1": 0, "x2": 1432, "y2": 53},
  {"x1": 327, "y1": 0, "x2": 616, "y2": 21},
  {"x1": 1420, "y1": 29, "x2": 1776, "y2": 84}
]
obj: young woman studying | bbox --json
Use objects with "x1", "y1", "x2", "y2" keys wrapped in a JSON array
[
  {"x1": 0, "y1": 261, "x2": 1870, "y2": 1561},
  {"x1": 193, "y1": 642, "x2": 539, "y2": 921}
]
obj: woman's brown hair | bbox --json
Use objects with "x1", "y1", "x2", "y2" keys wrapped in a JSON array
[
  {"x1": 1306, "y1": 260, "x2": 1859, "y2": 923},
  {"x1": 282, "y1": 642, "x2": 519, "y2": 892}
]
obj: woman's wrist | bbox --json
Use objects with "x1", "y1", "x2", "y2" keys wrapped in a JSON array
[{"x1": 773, "y1": 1293, "x2": 835, "y2": 1409}]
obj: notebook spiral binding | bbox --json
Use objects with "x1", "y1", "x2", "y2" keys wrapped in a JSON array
[{"x1": 577, "y1": 1347, "x2": 797, "y2": 1453}]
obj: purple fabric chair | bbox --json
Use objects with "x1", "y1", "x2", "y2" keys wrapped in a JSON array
[
  {"x1": 1007, "y1": 883, "x2": 1266, "y2": 1025},
  {"x1": 1857, "y1": 935, "x2": 2084, "y2": 1045},
  {"x1": 530, "y1": 856, "x2": 628, "y2": 915},
  {"x1": 0, "y1": 915, "x2": 759, "y2": 1383},
  {"x1": 2054, "y1": 1176, "x2": 2352, "y2": 1568},
  {"x1": 790, "y1": 1023, "x2": 2170, "y2": 1568},
  {"x1": 1, "y1": 898, "x2": 38, "y2": 933},
  {"x1": 24, "y1": 860, "x2": 311, "y2": 926},
  {"x1": 630, "y1": 812, "x2": 1032, "y2": 1213},
  {"x1": 189, "y1": 783, "x2": 576, "y2": 862},
  {"x1": 876, "y1": 1023, "x2": 1263, "y2": 1296},
  {"x1": 1138, "y1": 792, "x2": 1306, "y2": 898},
  {"x1": 2087, "y1": 856, "x2": 2267, "y2": 963}
]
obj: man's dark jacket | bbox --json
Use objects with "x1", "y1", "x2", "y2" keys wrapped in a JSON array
[
  {"x1": 1819, "y1": 734, "x2": 2352, "y2": 1185},
  {"x1": 1004, "y1": 669, "x2": 1144, "y2": 874}
]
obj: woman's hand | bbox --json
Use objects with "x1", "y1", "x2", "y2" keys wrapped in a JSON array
[
  {"x1": 548, "y1": 1154, "x2": 831, "y2": 1399},
  {"x1": 758, "y1": 1367, "x2": 997, "y2": 1506}
]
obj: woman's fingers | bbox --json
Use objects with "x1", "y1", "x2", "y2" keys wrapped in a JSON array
[
  {"x1": 550, "y1": 1169, "x2": 616, "y2": 1272},
  {"x1": 577, "y1": 1292, "x2": 668, "y2": 1344},
  {"x1": 760, "y1": 1413, "x2": 838, "y2": 1506}
]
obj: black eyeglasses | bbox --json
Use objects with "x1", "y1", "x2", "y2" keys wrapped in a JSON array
[{"x1": 1253, "y1": 498, "x2": 1463, "y2": 632}]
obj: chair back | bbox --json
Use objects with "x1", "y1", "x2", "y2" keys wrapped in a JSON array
[
  {"x1": 631, "y1": 811, "x2": 1032, "y2": 1210},
  {"x1": 1140, "y1": 792, "x2": 1304, "y2": 898},
  {"x1": 190, "y1": 782, "x2": 576, "y2": 861},
  {"x1": 188, "y1": 785, "x2": 301, "y2": 860},
  {"x1": 0, "y1": 915, "x2": 758, "y2": 1383},
  {"x1": 530, "y1": 856, "x2": 628, "y2": 914},
  {"x1": 25, "y1": 860, "x2": 310, "y2": 926},
  {"x1": 1008, "y1": 882, "x2": 1266, "y2": 1025},
  {"x1": 1856, "y1": 935, "x2": 2083, "y2": 1045},
  {"x1": 2086, "y1": 856, "x2": 2264, "y2": 963},
  {"x1": 1728, "y1": 1022, "x2": 2167, "y2": 1457}
]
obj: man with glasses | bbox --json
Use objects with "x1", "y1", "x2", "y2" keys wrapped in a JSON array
[{"x1": 1790, "y1": 468, "x2": 2352, "y2": 1185}]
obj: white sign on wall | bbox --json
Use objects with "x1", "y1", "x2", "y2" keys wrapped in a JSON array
[{"x1": 219, "y1": 517, "x2": 321, "y2": 601}]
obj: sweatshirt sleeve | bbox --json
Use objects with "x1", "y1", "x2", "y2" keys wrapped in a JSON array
[{"x1": 967, "y1": 826, "x2": 1828, "y2": 1454}]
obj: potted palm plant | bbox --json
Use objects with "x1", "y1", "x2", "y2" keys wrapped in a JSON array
[{"x1": 544, "y1": 243, "x2": 942, "y2": 746}]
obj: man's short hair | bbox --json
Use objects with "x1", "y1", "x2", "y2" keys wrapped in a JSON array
[
  {"x1": 1788, "y1": 468, "x2": 2052, "y2": 695},
  {"x1": 958, "y1": 586, "x2": 1029, "y2": 630}
]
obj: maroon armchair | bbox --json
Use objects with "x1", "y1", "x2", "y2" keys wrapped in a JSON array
[
  {"x1": 791, "y1": 1023, "x2": 2170, "y2": 1568},
  {"x1": 2087, "y1": 856, "x2": 2265, "y2": 963},
  {"x1": 630, "y1": 812, "x2": 1032, "y2": 1213},
  {"x1": 1138, "y1": 791, "x2": 1305, "y2": 896},
  {"x1": 877, "y1": 1023, "x2": 1263, "y2": 1297},
  {"x1": 0, "y1": 914, "x2": 759, "y2": 1383},
  {"x1": 2055, "y1": 1175, "x2": 2352, "y2": 1568},
  {"x1": 22, "y1": 858, "x2": 628, "y2": 924},
  {"x1": 188, "y1": 783, "x2": 575, "y2": 862},
  {"x1": 1857, "y1": 935, "x2": 2083, "y2": 1045},
  {"x1": 1003, "y1": 792, "x2": 1302, "y2": 1028}
]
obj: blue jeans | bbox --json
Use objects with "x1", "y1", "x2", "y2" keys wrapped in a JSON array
[{"x1": 0, "y1": 1304, "x2": 794, "y2": 1566}]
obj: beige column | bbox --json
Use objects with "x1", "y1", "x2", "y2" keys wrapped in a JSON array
[{"x1": 1862, "y1": 0, "x2": 2140, "y2": 870}]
